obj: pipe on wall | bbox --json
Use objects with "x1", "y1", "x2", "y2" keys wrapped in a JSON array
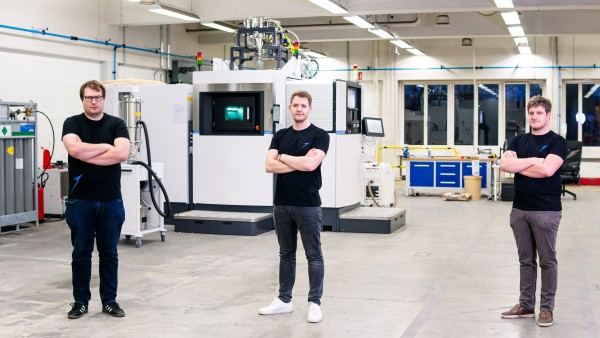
[{"x1": 0, "y1": 23, "x2": 196, "y2": 80}]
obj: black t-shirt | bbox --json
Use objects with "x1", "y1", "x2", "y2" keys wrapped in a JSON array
[
  {"x1": 507, "y1": 130, "x2": 567, "y2": 211},
  {"x1": 62, "y1": 113, "x2": 129, "y2": 201},
  {"x1": 269, "y1": 124, "x2": 330, "y2": 207}
]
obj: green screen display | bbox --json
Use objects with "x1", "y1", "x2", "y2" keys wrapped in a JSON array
[{"x1": 225, "y1": 106, "x2": 244, "y2": 121}]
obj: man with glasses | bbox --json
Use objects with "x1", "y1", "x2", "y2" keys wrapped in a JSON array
[{"x1": 62, "y1": 80, "x2": 130, "y2": 319}]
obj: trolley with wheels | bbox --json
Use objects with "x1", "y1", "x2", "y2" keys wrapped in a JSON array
[{"x1": 120, "y1": 163, "x2": 166, "y2": 247}]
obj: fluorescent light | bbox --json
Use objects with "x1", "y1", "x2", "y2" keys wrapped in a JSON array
[
  {"x1": 501, "y1": 12, "x2": 520, "y2": 25},
  {"x1": 508, "y1": 26, "x2": 525, "y2": 37},
  {"x1": 584, "y1": 84, "x2": 600, "y2": 98},
  {"x1": 148, "y1": 3, "x2": 200, "y2": 22},
  {"x1": 308, "y1": 0, "x2": 348, "y2": 14},
  {"x1": 518, "y1": 46, "x2": 532, "y2": 54},
  {"x1": 368, "y1": 25, "x2": 394, "y2": 39},
  {"x1": 302, "y1": 49, "x2": 327, "y2": 58},
  {"x1": 202, "y1": 22, "x2": 236, "y2": 33},
  {"x1": 494, "y1": 0, "x2": 514, "y2": 8},
  {"x1": 343, "y1": 16, "x2": 374, "y2": 29},
  {"x1": 406, "y1": 48, "x2": 425, "y2": 56},
  {"x1": 391, "y1": 39, "x2": 412, "y2": 48},
  {"x1": 514, "y1": 37, "x2": 528, "y2": 46}
]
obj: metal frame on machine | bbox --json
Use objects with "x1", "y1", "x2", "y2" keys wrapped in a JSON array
[
  {"x1": 0, "y1": 101, "x2": 39, "y2": 232},
  {"x1": 230, "y1": 27, "x2": 290, "y2": 70}
]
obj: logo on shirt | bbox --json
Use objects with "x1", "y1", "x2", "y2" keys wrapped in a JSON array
[
  {"x1": 71, "y1": 174, "x2": 82, "y2": 193},
  {"x1": 539, "y1": 145, "x2": 548, "y2": 153},
  {"x1": 301, "y1": 142, "x2": 310, "y2": 149}
]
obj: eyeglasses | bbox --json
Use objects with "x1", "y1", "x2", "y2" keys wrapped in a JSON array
[{"x1": 83, "y1": 96, "x2": 104, "y2": 102}]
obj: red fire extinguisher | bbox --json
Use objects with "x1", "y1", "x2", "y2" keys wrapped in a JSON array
[
  {"x1": 38, "y1": 183, "x2": 45, "y2": 222},
  {"x1": 42, "y1": 147, "x2": 51, "y2": 169}
]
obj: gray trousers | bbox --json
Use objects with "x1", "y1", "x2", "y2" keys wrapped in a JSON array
[{"x1": 509, "y1": 208, "x2": 561, "y2": 312}]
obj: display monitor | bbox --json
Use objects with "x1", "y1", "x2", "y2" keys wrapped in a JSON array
[{"x1": 362, "y1": 117, "x2": 385, "y2": 137}]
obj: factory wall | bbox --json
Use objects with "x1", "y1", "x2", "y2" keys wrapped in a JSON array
[{"x1": 1, "y1": 1, "x2": 599, "y2": 176}]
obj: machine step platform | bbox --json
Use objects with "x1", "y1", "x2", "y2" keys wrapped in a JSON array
[
  {"x1": 174, "y1": 210, "x2": 274, "y2": 236},
  {"x1": 339, "y1": 207, "x2": 406, "y2": 234}
]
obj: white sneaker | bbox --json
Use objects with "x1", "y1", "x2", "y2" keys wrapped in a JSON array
[
  {"x1": 258, "y1": 298, "x2": 293, "y2": 315},
  {"x1": 307, "y1": 302, "x2": 322, "y2": 323}
]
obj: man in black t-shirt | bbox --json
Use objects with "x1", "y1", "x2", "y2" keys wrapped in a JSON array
[
  {"x1": 62, "y1": 80, "x2": 130, "y2": 319},
  {"x1": 499, "y1": 95, "x2": 567, "y2": 327},
  {"x1": 259, "y1": 90, "x2": 329, "y2": 323}
]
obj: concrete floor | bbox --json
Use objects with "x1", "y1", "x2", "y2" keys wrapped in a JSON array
[{"x1": 1, "y1": 186, "x2": 599, "y2": 337}]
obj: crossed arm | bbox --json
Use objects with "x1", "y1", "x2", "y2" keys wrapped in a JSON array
[
  {"x1": 265, "y1": 148, "x2": 326, "y2": 174},
  {"x1": 500, "y1": 150, "x2": 564, "y2": 178},
  {"x1": 63, "y1": 133, "x2": 130, "y2": 166}
]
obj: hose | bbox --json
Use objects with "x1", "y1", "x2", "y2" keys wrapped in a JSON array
[{"x1": 131, "y1": 120, "x2": 171, "y2": 218}]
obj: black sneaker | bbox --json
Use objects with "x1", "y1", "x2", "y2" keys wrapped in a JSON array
[
  {"x1": 102, "y1": 302, "x2": 125, "y2": 317},
  {"x1": 68, "y1": 302, "x2": 88, "y2": 319}
]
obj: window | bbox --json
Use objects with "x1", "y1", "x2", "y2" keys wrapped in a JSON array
[
  {"x1": 478, "y1": 84, "x2": 499, "y2": 146},
  {"x1": 427, "y1": 85, "x2": 448, "y2": 145},
  {"x1": 505, "y1": 84, "x2": 526, "y2": 145},
  {"x1": 454, "y1": 84, "x2": 474, "y2": 145},
  {"x1": 582, "y1": 83, "x2": 600, "y2": 146},
  {"x1": 404, "y1": 85, "x2": 424, "y2": 144},
  {"x1": 565, "y1": 83, "x2": 579, "y2": 141}
]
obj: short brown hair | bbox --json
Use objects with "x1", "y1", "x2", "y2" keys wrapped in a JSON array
[
  {"x1": 527, "y1": 95, "x2": 552, "y2": 113},
  {"x1": 290, "y1": 90, "x2": 312, "y2": 106},
  {"x1": 79, "y1": 80, "x2": 106, "y2": 101}
]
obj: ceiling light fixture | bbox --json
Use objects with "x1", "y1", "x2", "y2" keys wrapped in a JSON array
[
  {"x1": 507, "y1": 26, "x2": 525, "y2": 37},
  {"x1": 518, "y1": 45, "x2": 532, "y2": 54},
  {"x1": 343, "y1": 16, "x2": 374, "y2": 29},
  {"x1": 302, "y1": 49, "x2": 328, "y2": 58},
  {"x1": 368, "y1": 24, "x2": 394, "y2": 39},
  {"x1": 147, "y1": 2, "x2": 200, "y2": 22},
  {"x1": 391, "y1": 39, "x2": 413, "y2": 48},
  {"x1": 435, "y1": 13, "x2": 450, "y2": 25},
  {"x1": 513, "y1": 37, "x2": 528, "y2": 46},
  {"x1": 461, "y1": 38, "x2": 473, "y2": 47},
  {"x1": 501, "y1": 12, "x2": 520, "y2": 25},
  {"x1": 584, "y1": 84, "x2": 600, "y2": 98},
  {"x1": 406, "y1": 48, "x2": 425, "y2": 56},
  {"x1": 308, "y1": 0, "x2": 348, "y2": 14},
  {"x1": 202, "y1": 22, "x2": 236, "y2": 33},
  {"x1": 494, "y1": 0, "x2": 514, "y2": 8}
]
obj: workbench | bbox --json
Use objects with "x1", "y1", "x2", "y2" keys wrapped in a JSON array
[{"x1": 404, "y1": 157, "x2": 494, "y2": 197}]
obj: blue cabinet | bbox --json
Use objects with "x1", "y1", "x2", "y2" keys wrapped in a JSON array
[
  {"x1": 435, "y1": 162, "x2": 460, "y2": 187},
  {"x1": 409, "y1": 162, "x2": 434, "y2": 187},
  {"x1": 461, "y1": 162, "x2": 487, "y2": 188}
]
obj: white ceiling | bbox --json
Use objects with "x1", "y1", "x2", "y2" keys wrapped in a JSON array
[{"x1": 108, "y1": 0, "x2": 600, "y2": 45}]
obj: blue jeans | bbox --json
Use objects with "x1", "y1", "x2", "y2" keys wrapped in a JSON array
[
  {"x1": 273, "y1": 205, "x2": 324, "y2": 305},
  {"x1": 65, "y1": 199, "x2": 125, "y2": 306},
  {"x1": 509, "y1": 208, "x2": 561, "y2": 312}
]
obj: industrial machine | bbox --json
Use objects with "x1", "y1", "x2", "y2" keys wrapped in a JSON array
[
  {"x1": 105, "y1": 87, "x2": 177, "y2": 247},
  {"x1": 362, "y1": 162, "x2": 396, "y2": 208},
  {"x1": 285, "y1": 80, "x2": 363, "y2": 230},
  {"x1": 0, "y1": 101, "x2": 38, "y2": 232},
  {"x1": 42, "y1": 167, "x2": 68, "y2": 217}
]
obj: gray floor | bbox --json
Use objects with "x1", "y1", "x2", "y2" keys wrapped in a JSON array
[{"x1": 1, "y1": 187, "x2": 599, "y2": 338}]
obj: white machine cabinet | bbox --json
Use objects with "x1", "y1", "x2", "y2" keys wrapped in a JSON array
[{"x1": 121, "y1": 163, "x2": 165, "y2": 247}]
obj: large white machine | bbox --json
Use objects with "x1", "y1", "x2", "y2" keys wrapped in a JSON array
[
  {"x1": 285, "y1": 80, "x2": 363, "y2": 230},
  {"x1": 175, "y1": 71, "x2": 364, "y2": 233},
  {"x1": 105, "y1": 84, "x2": 192, "y2": 246}
]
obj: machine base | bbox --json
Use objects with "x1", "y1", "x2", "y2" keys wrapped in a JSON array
[
  {"x1": 339, "y1": 207, "x2": 407, "y2": 234},
  {"x1": 173, "y1": 210, "x2": 274, "y2": 236}
]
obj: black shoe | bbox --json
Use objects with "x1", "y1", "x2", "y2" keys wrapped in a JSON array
[
  {"x1": 68, "y1": 302, "x2": 88, "y2": 319},
  {"x1": 102, "y1": 302, "x2": 125, "y2": 317}
]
